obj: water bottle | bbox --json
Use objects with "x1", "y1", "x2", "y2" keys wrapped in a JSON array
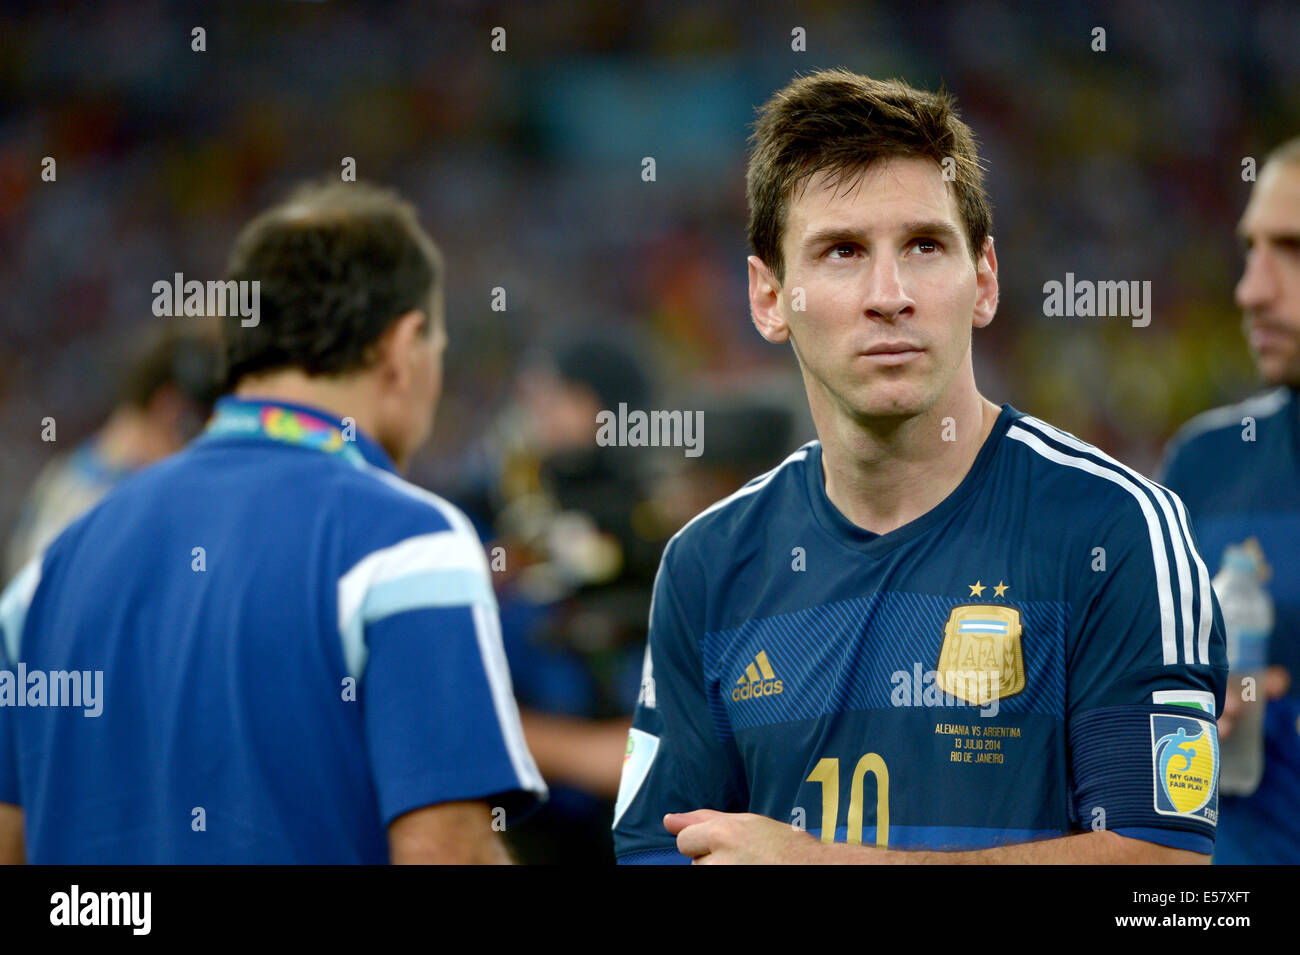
[{"x1": 1212, "y1": 544, "x2": 1273, "y2": 796}]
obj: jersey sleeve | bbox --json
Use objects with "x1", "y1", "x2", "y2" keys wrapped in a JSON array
[
  {"x1": 338, "y1": 527, "x2": 547, "y2": 829},
  {"x1": 612, "y1": 541, "x2": 747, "y2": 864},
  {"x1": 1065, "y1": 485, "x2": 1227, "y2": 854}
]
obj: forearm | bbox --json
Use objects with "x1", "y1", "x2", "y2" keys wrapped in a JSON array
[
  {"x1": 0, "y1": 803, "x2": 23, "y2": 864},
  {"x1": 818, "y1": 830, "x2": 1208, "y2": 865},
  {"x1": 392, "y1": 836, "x2": 512, "y2": 865},
  {"x1": 519, "y1": 710, "x2": 630, "y2": 798},
  {"x1": 387, "y1": 801, "x2": 514, "y2": 864}
]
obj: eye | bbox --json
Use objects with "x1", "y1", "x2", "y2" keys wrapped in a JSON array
[
  {"x1": 912, "y1": 237, "x2": 941, "y2": 255},
  {"x1": 826, "y1": 243, "x2": 858, "y2": 259}
]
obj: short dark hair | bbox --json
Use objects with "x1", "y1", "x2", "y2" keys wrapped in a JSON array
[
  {"x1": 221, "y1": 179, "x2": 443, "y2": 390},
  {"x1": 747, "y1": 69, "x2": 992, "y2": 281}
]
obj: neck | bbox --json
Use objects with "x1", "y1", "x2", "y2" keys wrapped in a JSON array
[
  {"x1": 815, "y1": 377, "x2": 1000, "y2": 536},
  {"x1": 232, "y1": 372, "x2": 405, "y2": 470}
]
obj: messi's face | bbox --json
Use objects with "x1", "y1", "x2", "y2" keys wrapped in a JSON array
[
  {"x1": 749, "y1": 157, "x2": 997, "y2": 424},
  {"x1": 1237, "y1": 162, "x2": 1300, "y2": 387}
]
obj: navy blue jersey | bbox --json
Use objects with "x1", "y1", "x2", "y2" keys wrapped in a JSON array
[
  {"x1": 0, "y1": 397, "x2": 545, "y2": 863},
  {"x1": 614, "y1": 405, "x2": 1227, "y2": 863},
  {"x1": 1160, "y1": 386, "x2": 1300, "y2": 864}
]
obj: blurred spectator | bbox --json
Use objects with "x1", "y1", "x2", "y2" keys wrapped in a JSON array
[
  {"x1": 5, "y1": 328, "x2": 219, "y2": 578},
  {"x1": 455, "y1": 327, "x2": 805, "y2": 862},
  {"x1": 463, "y1": 333, "x2": 658, "y2": 864}
]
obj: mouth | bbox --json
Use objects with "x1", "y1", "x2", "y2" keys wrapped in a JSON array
[
  {"x1": 1248, "y1": 323, "x2": 1295, "y2": 353},
  {"x1": 858, "y1": 342, "x2": 925, "y2": 365}
]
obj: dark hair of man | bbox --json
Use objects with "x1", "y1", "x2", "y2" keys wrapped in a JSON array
[{"x1": 220, "y1": 179, "x2": 444, "y2": 391}]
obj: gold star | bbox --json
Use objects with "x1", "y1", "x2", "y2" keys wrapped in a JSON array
[
  {"x1": 968, "y1": 580, "x2": 985, "y2": 597},
  {"x1": 993, "y1": 581, "x2": 1008, "y2": 598}
]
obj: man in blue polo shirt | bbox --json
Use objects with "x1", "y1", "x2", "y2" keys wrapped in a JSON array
[
  {"x1": 1160, "y1": 136, "x2": 1300, "y2": 864},
  {"x1": 0, "y1": 180, "x2": 545, "y2": 863}
]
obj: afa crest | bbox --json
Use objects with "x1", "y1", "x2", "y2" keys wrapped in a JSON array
[
  {"x1": 1151, "y1": 713, "x2": 1218, "y2": 823},
  {"x1": 936, "y1": 605, "x2": 1025, "y2": 706}
]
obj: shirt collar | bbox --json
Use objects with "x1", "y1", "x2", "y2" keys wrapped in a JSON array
[
  {"x1": 200, "y1": 395, "x2": 399, "y2": 474},
  {"x1": 803, "y1": 404, "x2": 1019, "y2": 555}
]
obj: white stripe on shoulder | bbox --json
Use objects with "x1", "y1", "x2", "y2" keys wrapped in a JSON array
[
  {"x1": 668, "y1": 441, "x2": 817, "y2": 547},
  {"x1": 337, "y1": 529, "x2": 492, "y2": 623},
  {"x1": 1176, "y1": 388, "x2": 1290, "y2": 443},
  {"x1": 336, "y1": 530, "x2": 496, "y2": 680},
  {"x1": 0, "y1": 556, "x2": 42, "y2": 664},
  {"x1": 334, "y1": 467, "x2": 496, "y2": 680},
  {"x1": 1007, "y1": 424, "x2": 1179, "y2": 666},
  {"x1": 1018, "y1": 415, "x2": 1212, "y2": 665}
]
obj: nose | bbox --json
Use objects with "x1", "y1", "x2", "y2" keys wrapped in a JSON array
[
  {"x1": 862, "y1": 254, "x2": 914, "y2": 322},
  {"x1": 1236, "y1": 247, "x2": 1278, "y2": 312}
]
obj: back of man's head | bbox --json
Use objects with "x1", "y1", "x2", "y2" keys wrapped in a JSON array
[{"x1": 220, "y1": 179, "x2": 445, "y2": 392}]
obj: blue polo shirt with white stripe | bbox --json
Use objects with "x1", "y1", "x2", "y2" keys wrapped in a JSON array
[
  {"x1": 0, "y1": 396, "x2": 545, "y2": 863},
  {"x1": 614, "y1": 404, "x2": 1227, "y2": 863}
]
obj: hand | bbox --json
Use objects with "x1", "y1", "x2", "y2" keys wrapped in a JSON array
[
  {"x1": 663, "y1": 809, "x2": 836, "y2": 864},
  {"x1": 1219, "y1": 666, "x2": 1290, "y2": 740}
]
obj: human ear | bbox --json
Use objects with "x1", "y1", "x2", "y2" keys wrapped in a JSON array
[
  {"x1": 972, "y1": 237, "x2": 999, "y2": 329},
  {"x1": 749, "y1": 255, "x2": 791, "y2": 344}
]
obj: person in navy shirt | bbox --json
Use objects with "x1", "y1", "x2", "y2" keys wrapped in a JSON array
[
  {"x1": 1160, "y1": 136, "x2": 1300, "y2": 865},
  {"x1": 613, "y1": 70, "x2": 1226, "y2": 864},
  {"x1": 0, "y1": 180, "x2": 544, "y2": 863}
]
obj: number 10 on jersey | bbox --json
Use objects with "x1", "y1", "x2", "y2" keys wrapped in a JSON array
[{"x1": 806, "y1": 754, "x2": 890, "y2": 847}]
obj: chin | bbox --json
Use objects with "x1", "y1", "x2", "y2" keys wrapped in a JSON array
[
  {"x1": 848, "y1": 372, "x2": 936, "y2": 413},
  {"x1": 1255, "y1": 355, "x2": 1300, "y2": 388},
  {"x1": 849, "y1": 391, "x2": 931, "y2": 422}
]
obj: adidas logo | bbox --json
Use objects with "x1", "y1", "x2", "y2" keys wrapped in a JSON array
[{"x1": 732, "y1": 650, "x2": 784, "y2": 702}]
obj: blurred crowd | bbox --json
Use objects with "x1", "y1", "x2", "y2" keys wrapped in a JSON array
[{"x1": 1, "y1": 0, "x2": 1298, "y2": 861}]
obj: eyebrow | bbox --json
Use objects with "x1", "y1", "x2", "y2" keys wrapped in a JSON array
[
  {"x1": 1238, "y1": 228, "x2": 1300, "y2": 246},
  {"x1": 800, "y1": 219, "x2": 963, "y2": 249}
]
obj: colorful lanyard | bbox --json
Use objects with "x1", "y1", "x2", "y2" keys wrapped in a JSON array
[{"x1": 203, "y1": 402, "x2": 368, "y2": 469}]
